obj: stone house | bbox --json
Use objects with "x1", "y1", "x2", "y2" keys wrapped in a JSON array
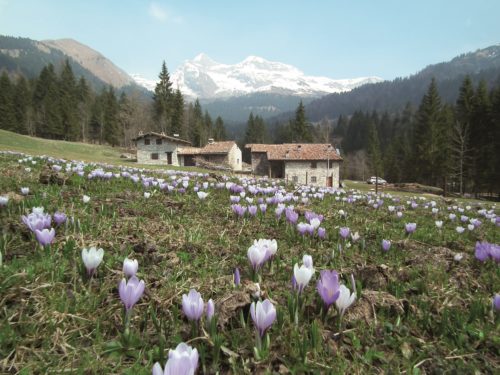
[
  {"x1": 178, "y1": 140, "x2": 242, "y2": 171},
  {"x1": 133, "y1": 132, "x2": 191, "y2": 166},
  {"x1": 245, "y1": 143, "x2": 342, "y2": 187}
]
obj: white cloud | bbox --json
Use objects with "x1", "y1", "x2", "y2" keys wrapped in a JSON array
[{"x1": 149, "y1": 2, "x2": 168, "y2": 22}]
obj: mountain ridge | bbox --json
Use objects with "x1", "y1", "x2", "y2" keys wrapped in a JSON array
[{"x1": 133, "y1": 53, "x2": 383, "y2": 99}]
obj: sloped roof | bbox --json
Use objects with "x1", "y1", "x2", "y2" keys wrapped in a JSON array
[
  {"x1": 132, "y1": 132, "x2": 191, "y2": 145},
  {"x1": 245, "y1": 143, "x2": 342, "y2": 161},
  {"x1": 177, "y1": 147, "x2": 201, "y2": 155},
  {"x1": 201, "y1": 141, "x2": 237, "y2": 154}
]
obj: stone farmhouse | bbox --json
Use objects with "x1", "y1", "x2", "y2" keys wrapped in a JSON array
[
  {"x1": 134, "y1": 132, "x2": 242, "y2": 171},
  {"x1": 245, "y1": 143, "x2": 342, "y2": 187},
  {"x1": 178, "y1": 140, "x2": 242, "y2": 171}
]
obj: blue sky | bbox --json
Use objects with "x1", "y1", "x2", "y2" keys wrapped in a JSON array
[{"x1": 0, "y1": 0, "x2": 499, "y2": 80}]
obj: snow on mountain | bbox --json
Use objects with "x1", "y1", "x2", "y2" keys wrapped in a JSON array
[
  {"x1": 132, "y1": 53, "x2": 383, "y2": 99},
  {"x1": 130, "y1": 74, "x2": 157, "y2": 92}
]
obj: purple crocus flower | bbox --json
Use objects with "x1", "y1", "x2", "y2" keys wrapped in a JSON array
[
  {"x1": 250, "y1": 299, "x2": 276, "y2": 338},
  {"x1": 53, "y1": 211, "x2": 67, "y2": 226},
  {"x1": 316, "y1": 270, "x2": 341, "y2": 311},
  {"x1": 297, "y1": 222, "x2": 309, "y2": 236},
  {"x1": 35, "y1": 228, "x2": 55, "y2": 246},
  {"x1": 493, "y1": 294, "x2": 500, "y2": 312},
  {"x1": 339, "y1": 227, "x2": 350, "y2": 239},
  {"x1": 248, "y1": 205, "x2": 258, "y2": 216},
  {"x1": 318, "y1": 227, "x2": 326, "y2": 239},
  {"x1": 182, "y1": 289, "x2": 204, "y2": 322},
  {"x1": 382, "y1": 239, "x2": 391, "y2": 252},
  {"x1": 206, "y1": 299, "x2": 215, "y2": 322},
  {"x1": 152, "y1": 342, "x2": 199, "y2": 375},
  {"x1": 118, "y1": 276, "x2": 145, "y2": 311},
  {"x1": 123, "y1": 258, "x2": 138, "y2": 278},
  {"x1": 475, "y1": 241, "x2": 491, "y2": 262},
  {"x1": 259, "y1": 204, "x2": 267, "y2": 214},
  {"x1": 234, "y1": 268, "x2": 241, "y2": 286},
  {"x1": 405, "y1": 223, "x2": 417, "y2": 234},
  {"x1": 285, "y1": 209, "x2": 298, "y2": 224},
  {"x1": 247, "y1": 243, "x2": 267, "y2": 271}
]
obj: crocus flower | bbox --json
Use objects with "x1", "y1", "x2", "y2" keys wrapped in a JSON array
[
  {"x1": 493, "y1": 294, "x2": 500, "y2": 312},
  {"x1": 382, "y1": 239, "x2": 391, "y2": 252},
  {"x1": 351, "y1": 232, "x2": 360, "y2": 242},
  {"x1": 285, "y1": 209, "x2": 298, "y2": 224},
  {"x1": 82, "y1": 195, "x2": 90, "y2": 203},
  {"x1": 456, "y1": 226, "x2": 465, "y2": 234},
  {"x1": 123, "y1": 258, "x2": 138, "y2": 278},
  {"x1": 21, "y1": 187, "x2": 29, "y2": 195},
  {"x1": 302, "y1": 254, "x2": 313, "y2": 269},
  {"x1": 309, "y1": 218, "x2": 321, "y2": 230},
  {"x1": 182, "y1": 289, "x2": 204, "y2": 322},
  {"x1": 197, "y1": 191, "x2": 208, "y2": 200},
  {"x1": 152, "y1": 342, "x2": 199, "y2": 375},
  {"x1": 335, "y1": 284, "x2": 357, "y2": 318},
  {"x1": 259, "y1": 204, "x2": 267, "y2": 213},
  {"x1": 119, "y1": 276, "x2": 145, "y2": 311},
  {"x1": 293, "y1": 259, "x2": 314, "y2": 293},
  {"x1": 247, "y1": 242, "x2": 268, "y2": 271},
  {"x1": 435, "y1": 220, "x2": 443, "y2": 229},
  {"x1": 318, "y1": 227, "x2": 326, "y2": 239},
  {"x1": 339, "y1": 227, "x2": 350, "y2": 239},
  {"x1": 53, "y1": 211, "x2": 67, "y2": 226},
  {"x1": 405, "y1": 223, "x2": 416, "y2": 233},
  {"x1": 248, "y1": 205, "x2": 257, "y2": 216},
  {"x1": 35, "y1": 228, "x2": 55, "y2": 246},
  {"x1": 206, "y1": 299, "x2": 215, "y2": 322},
  {"x1": 234, "y1": 267, "x2": 241, "y2": 286},
  {"x1": 0, "y1": 196, "x2": 8, "y2": 206},
  {"x1": 144, "y1": 192, "x2": 151, "y2": 199},
  {"x1": 250, "y1": 299, "x2": 276, "y2": 338},
  {"x1": 454, "y1": 253, "x2": 464, "y2": 262},
  {"x1": 81, "y1": 247, "x2": 104, "y2": 275},
  {"x1": 297, "y1": 222, "x2": 309, "y2": 236},
  {"x1": 316, "y1": 270, "x2": 341, "y2": 311}
]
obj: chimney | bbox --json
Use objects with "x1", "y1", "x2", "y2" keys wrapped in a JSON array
[{"x1": 208, "y1": 138, "x2": 214, "y2": 144}]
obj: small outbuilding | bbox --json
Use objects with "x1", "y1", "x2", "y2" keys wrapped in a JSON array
[
  {"x1": 178, "y1": 139, "x2": 242, "y2": 171},
  {"x1": 245, "y1": 143, "x2": 342, "y2": 187}
]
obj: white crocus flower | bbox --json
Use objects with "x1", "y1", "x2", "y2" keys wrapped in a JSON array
[
  {"x1": 82, "y1": 247, "x2": 104, "y2": 275},
  {"x1": 335, "y1": 284, "x2": 357, "y2": 317}
]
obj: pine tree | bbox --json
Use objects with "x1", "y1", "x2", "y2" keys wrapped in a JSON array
[
  {"x1": 171, "y1": 88, "x2": 184, "y2": 137},
  {"x1": 0, "y1": 72, "x2": 16, "y2": 131},
  {"x1": 213, "y1": 116, "x2": 226, "y2": 141},
  {"x1": 413, "y1": 78, "x2": 444, "y2": 186},
  {"x1": 366, "y1": 121, "x2": 383, "y2": 179},
  {"x1": 291, "y1": 101, "x2": 312, "y2": 142},
  {"x1": 76, "y1": 77, "x2": 91, "y2": 141},
  {"x1": 204, "y1": 111, "x2": 213, "y2": 142},
  {"x1": 13, "y1": 75, "x2": 31, "y2": 134},
  {"x1": 189, "y1": 99, "x2": 204, "y2": 147},
  {"x1": 153, "y1": 61, "x2": 173, "y2": 133},
  {"x1": 33, "y1": 64, "x2": 62, "y2": 139},
  {"x1": 118, "y1": 92, "x2": 133, "y2": 147},
  {"x1": 103, "y1": 87, "x2": 120, "y2": 146},
  {"x1": 59, "y1": 60, "x2": 79, "y2": 140}
]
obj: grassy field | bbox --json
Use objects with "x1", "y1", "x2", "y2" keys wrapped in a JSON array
[{"x1": 0, "y1": 149, "x2": 499, "y2": 374}]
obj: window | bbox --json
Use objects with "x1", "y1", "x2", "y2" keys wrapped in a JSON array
[
  {"x1": 292, "y1": 176, "x2": 298, "y2": 183},
  {"x1": 311, "y1": 161, "x2": 317, "y2": 169},
  {"x1": 151, "y1": 153, "x2": 159, "y2": 160},
  {"x1": 311, "y1": 176, "x2": 317, "y2": 183},
  {"x1": 144, "y1": 138, "x2": 150, "y2": 145},
  {"x1": 156, "y1": 138, "x2": 162, "y2": 145}
]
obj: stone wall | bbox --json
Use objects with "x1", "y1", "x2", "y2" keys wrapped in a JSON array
[
  {"x1": 284, "y1": 161, "x2": 341, "y2": 188},
  {"x1": 227, "y1": 144, "x2": 242, "y2": 170},
  {"x1": 136, "y1": 136, "x2": 180, "y2": 166},
  {"x1": 251, "y1": 152, "x2": 270, "y2": 176}
]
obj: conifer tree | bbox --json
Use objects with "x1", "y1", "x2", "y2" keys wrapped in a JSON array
[
  {"x1": 213, "y1": 116, "x2": 226, "y2": 141},
  {"x1": 33, "y1": 64, "x2": 62, "y2": 139},
  {"x1": 171, "y1": 88, "x2": 184, "y2": 137},
  {"x1": 204, "y1": 110, "x2": 213, "y2": 141},
  {"x1": 153, "y1": 61, "x2": 173, "y2": 133},
  {"x1": 0, "y1": 72, "x2": 16, "y2": 131},
  {"x1": 189, "y1": 99, "x2": 204, "y2": 146},
  {"x1": 13, "y1": 75, "x2": 31, "y2": 134},
  {"x1": 103, "y1": 87, "x2": 120, "y2": 146},
  {"x1": 366, "y1": 121, "x2": 383, "y2": 179},
  {"x1": 291, "y1": 100, "x2": 312, "y2": 142},
  {"x1": 76, "y1": 77, "x2": 91, "y2": 141},
  {"x1": 59, "y1": 60, "x2": 79, "y2": 140}
]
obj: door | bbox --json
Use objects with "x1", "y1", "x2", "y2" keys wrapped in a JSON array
[
  {"x1": 327, "y1": 176, "x2": 333, "y2": 187},
  {"x1": 166, "y1": 152, "x2": 172, "y2": 165}
]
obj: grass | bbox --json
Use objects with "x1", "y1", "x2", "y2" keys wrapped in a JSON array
[{"x1": 0, "y1": 149, "x2": 499, "y2": 374}]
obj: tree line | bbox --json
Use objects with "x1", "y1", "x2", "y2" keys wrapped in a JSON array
[
  {"x1": 334, "y1": 77, "x2": 500, "y2": 196},
  {"x1": 0, "y1": 60, "x2": 227, "y2": 148}
]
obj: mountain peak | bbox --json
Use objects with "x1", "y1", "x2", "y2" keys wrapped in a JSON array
[{"x1": 163, "y1": 54, "x2": 383, "y2": 100}]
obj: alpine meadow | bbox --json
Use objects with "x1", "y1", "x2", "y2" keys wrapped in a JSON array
[{"x1": 0, "y1": 1, "x2": 499, "y2": 374}]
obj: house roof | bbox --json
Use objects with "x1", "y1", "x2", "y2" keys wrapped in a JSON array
[
  {"x1": 177, "y1": 147, "x2": 201, "y2": 155},
  {"x1": 132, "y1": 132, "x2": 191, "y2": 145},
  {"x1": 178, "y1": 141, "x2": 238, "y2": 155},
  {"x1": 201, "y1": 141, "x2": 236, "y2": 154},
  {"x1": 245, "y1": 143, "x2": 342, "y2": 161}
]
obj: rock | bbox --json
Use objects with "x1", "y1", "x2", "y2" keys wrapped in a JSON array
[{"x1": 38, "y1": 166, "x2": 67, "y2": 185}]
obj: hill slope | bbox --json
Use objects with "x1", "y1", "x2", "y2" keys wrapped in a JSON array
[{"x1": 278, "y1": 44, "x2": 500, "y2": 122}]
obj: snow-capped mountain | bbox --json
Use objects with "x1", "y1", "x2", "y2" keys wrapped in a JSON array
[{"x1": 132, "y1": 53, "x2": 383, "y2": 99}]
